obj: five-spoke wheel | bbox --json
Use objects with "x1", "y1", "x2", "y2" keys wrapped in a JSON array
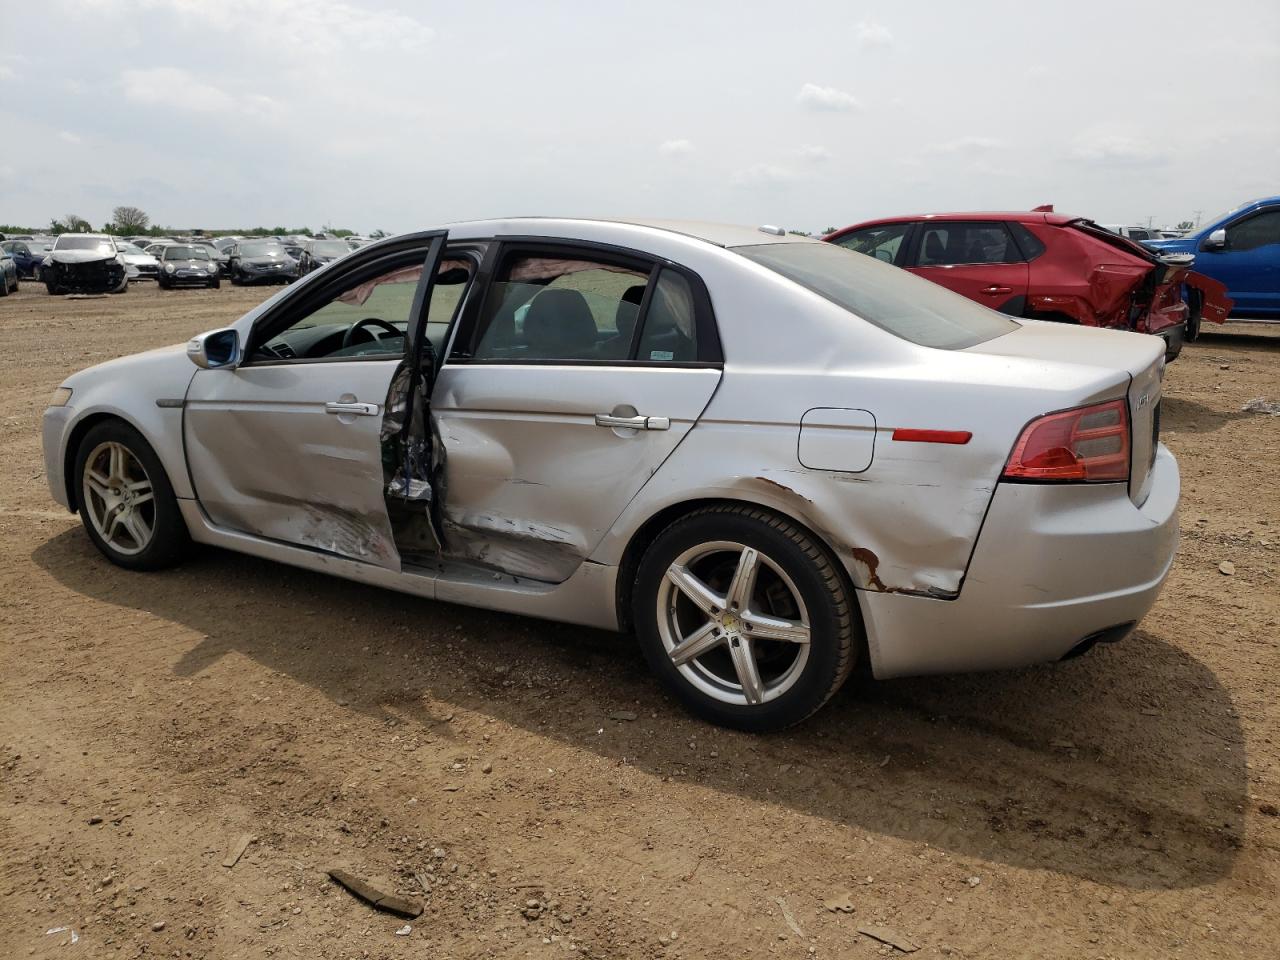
[
  {"x1": 82, "y1": 441, "x2": 155, "y2": 555},
  {"x1": 74, "y1": 421, "x2": 189, "y2": 570},
  {"x1": 634, "y1": 505, "x2": 859, "y2": 730}
]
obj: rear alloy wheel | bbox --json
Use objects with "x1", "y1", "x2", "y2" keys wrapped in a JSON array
[
  {"x1": 634, "y1": 505, "x2": 858, "y2": 731},
  {"x1": 74, "y1": 421, "x2": 189, "y2": 570}
]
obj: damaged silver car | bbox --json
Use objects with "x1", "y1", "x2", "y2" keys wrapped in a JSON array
[{"x1": 41, "y1": 220, "x2": 1179, "y2": 730}]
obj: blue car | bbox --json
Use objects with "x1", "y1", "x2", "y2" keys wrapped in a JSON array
[
  {"x1": 1146, "y1": 197, "x2": 1280, "y2": 318},
  {"x1": 0, "y1": 238, "x2": 54, "y2": 280},
  {"x1": 0, "y1": 249, "x2": 18, "y2": 295}
]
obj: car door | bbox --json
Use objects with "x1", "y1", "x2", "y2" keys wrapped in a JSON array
[
  {"x1": 906, "y1": 220, "x2": 1030, "y2": 314},
  {"x1": 1200, "y1": 207, "x2": 1280, "y2": 313},
  {"x1": 431, "y1": 240, "x2": 723, "y2": 583},
  {"x1": 183, "y1": 232, "x2": 448, "y2": 569}
]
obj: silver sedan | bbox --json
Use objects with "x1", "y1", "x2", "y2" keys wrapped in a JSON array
[{"x1": 41, "y1": 219, "x2": 1178, "y2": 730}]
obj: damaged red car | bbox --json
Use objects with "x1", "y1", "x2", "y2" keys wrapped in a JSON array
[{"x1": 825, "y1": 210, "x2": 1232, "y2": 359}]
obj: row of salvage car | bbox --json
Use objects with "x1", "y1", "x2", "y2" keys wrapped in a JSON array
[{"x1": 0, "y1": 232, "x2": 368, "y2": 295}]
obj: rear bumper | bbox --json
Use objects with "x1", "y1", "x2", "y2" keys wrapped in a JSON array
[{"x1": 861, "y1": 445, "x2": 1180, "y2": 678}]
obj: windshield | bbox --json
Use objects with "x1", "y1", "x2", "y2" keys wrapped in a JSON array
[
  {"x1": 311, "y1": 241, "x2": 349, "y2": 256},
  {"x1": 165, "y1": 245, "x2": 210, "y2": 260},
  {"x1": 736, "y1": 242, "x2": 1018, "y2": 350},
  {"x1": 240, "y1": 241, "x2": 284, "y2": 257},
  {"x1": 55, "y1": 236, "x2": 116, "y2": 255}
]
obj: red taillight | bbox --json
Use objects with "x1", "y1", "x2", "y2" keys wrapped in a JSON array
[{"x1": 1002, "y1": 399, "x2": 1130, "y2": 482}]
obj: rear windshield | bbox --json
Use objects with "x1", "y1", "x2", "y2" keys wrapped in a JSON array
[{"x1": 736, "y1": 242, "x2": 1017, "y2": 349}]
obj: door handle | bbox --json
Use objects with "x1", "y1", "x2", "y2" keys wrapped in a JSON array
[
  {"x1": 981, "y1": 285, "x2": 1013, "y2": 295},
  {"x1": 595, "y1": 413, "x2": 670, "y2": 431},
  {"x1": 325, "y1": 401, "x2": 379, "y2": 416}
]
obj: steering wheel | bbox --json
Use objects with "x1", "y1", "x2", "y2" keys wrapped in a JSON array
[{"x1": 342, "y1": 316, "x2": 402, "y2": 349}]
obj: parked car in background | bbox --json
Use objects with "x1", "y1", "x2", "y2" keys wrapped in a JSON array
[
  {"x1": 142, "y1": 241, "x2": 175, "y2": 259},
  {"x1": 157, "y1": 244, "x2": 221, "y2": 289},
  {"x1": 826, "y1": 211, "x2": 1232, "y2": 359},
  {"x1": 296, "y1": 238, "x2": 352, "y2": 275},
  {"x1": 1, "y1": 238, "x2": 54, "y2": 279},
  {"x1": 42, "y1": 234, "x2": 128, "y2": 295},
  {"x1": 114, "y1": 241, "x2": 161, "y2": 281},
  {"x1": 227, "y1": 239, "x2": 298, "y2": 285},
  {"x1": 43, "y1": 219, "x2": 1180, "y2": 730},
  {"x1": 1144, "y1": 197, "x2": 1280, "y2": 319},
  {"x1": 1099, "y1": 224, "x2": 1164, "y2": 243},
  {"x1": 0, "y1": 249, "x2": 18, "y2": 296}
]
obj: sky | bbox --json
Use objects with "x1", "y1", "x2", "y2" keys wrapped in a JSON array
[{"x1": 2, "y1": 0, "x2": 1278, "y2": 234}]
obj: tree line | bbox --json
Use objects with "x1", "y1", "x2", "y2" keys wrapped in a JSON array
[{"x1": 1, "y1": 206, "x2": 384, "y2": 239}]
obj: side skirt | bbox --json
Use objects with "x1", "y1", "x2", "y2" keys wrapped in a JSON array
[{"x1": 177, "y1": 499, "x2": 620, "y2": 631}]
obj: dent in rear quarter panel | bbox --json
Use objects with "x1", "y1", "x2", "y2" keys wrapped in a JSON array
[{"x1": 592, "y1": 367, "x2": 1011, "y2": 599}]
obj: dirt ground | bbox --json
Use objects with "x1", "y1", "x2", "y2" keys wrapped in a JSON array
[{"x1": 2, "y1": 281, "x2": 1278, "y2": 959}]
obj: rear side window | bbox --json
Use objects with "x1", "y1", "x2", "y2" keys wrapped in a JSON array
[
  {"x1": 1008, "y1": 222, "x2": 1046, "y2": 261},
  {"x1": 831, "y1": 223, "x2": 910, "y2": 264},
  {"x1": 736, "y1": 242, "x2": 1018, "y2": 350},
  {"x1": 634, "y1": 269, "x2": 698, "y2": 362},
  {"x1": 916, "y1": 221, "x2": 1020, "y2": 266},
  {"x1": 472, "y1": 252, "x2": 652, "y2": 362}
]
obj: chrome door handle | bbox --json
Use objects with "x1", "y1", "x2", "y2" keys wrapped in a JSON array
[
  {"x1": 325, "y1": 401, "x2": 379, "y2": 416},
  {"x1": 595, "y1": 413, "x2": 670, "y2": 431}
]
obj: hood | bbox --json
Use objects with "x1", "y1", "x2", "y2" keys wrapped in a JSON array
[
  {"x1": 167, "y1": 258, "x2": 214, "y2": 268},
  {"x1": 243, "y1": 254, "x2": 294, "y2": 266},
  {"x1": 64, "y1": 341, "x2": 193, "y2": 392},
  {"x1": 49, "y1": 248, "x2": 120, "y2": 265}
]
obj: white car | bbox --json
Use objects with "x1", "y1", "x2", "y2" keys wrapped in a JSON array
[
  {"x1": 41, "y1": 219, "x2": 1177, "y2": 730},
  {"x1": 115, "y1": 241, "x2": 161, "y2": 281}
]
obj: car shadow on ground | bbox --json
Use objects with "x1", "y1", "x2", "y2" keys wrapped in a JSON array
[
  {"x1": 1161, "y1": 395, "x2": 1259, "y2": 434},
  {"x1": 33, "y1": 530, "x2": 1246, "y2": 892}
]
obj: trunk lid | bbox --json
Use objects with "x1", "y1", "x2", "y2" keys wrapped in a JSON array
[{"x1": 969, "y1": 320, "x2": 1164, "y2": 506}]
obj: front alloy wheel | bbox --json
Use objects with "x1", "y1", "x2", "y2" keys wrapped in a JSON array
[
  {"x1": 82, "y1": 441, "x2": 155, "y2": 556},
  {"x1": 634, "y1": 505, "x2": 859, "y2": 731},
  {"x1": 74, "y1": 421, "x2": 189, "y2": 570}
]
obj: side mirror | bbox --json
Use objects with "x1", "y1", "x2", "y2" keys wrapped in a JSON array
[
  {"x1": 187, "y1": 328, "x2": 240, "y2": 370},
  {"x1": 1205, "y1": 228, "x2": 1227, "y2": 250}
]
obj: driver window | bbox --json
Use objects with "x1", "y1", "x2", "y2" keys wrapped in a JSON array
[{"x1": 252, "y1": 256, "x2": 475, "y2": 364}]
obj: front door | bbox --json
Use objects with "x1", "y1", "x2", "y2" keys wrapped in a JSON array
[
  {"x1": 1201, "y1": 207, "x2": 1280, "y2": 314},
  {"x1": 183, "y1": 233, "x2": 447, "y2": 568},
  {"x1": 906, "y1": 220, "x2": 1030, "y2": 315},
  {"x1": 432, "y1": 242, "x2": 722, "y2": 582}
]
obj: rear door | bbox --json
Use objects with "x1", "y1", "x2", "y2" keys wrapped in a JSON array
[
  {"x1": 906, "y1": 220, "x2": 1030, "y2": 315},
  {"x1": 183, "y1": 233, "x2": 448, "y2": 569},
  {"x1": 432, "y1": 240, "x2": 722, "y2": 583}
]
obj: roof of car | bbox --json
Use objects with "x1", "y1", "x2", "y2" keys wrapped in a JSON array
[
  {"x1": 446, "y1": 217, "x2": 818, "y2": 249},
  {"x1": 829, "y1": 211, "x2": 1080, "y2": 235}
]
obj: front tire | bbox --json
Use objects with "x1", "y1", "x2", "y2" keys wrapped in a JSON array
[
  {"x1": 208, "y1": 277, "x2": 221, "y2": 289},
  {"x1": 73, "y1": 421, "x2": 190, "y2": 570},
  {"x1": 632, "y1": 505, "x2": 859, "y2": 731}
]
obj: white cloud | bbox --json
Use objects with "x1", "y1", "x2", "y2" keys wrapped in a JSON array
[
  {"x1": 97, "y1": 0, "x2": 434, "y2": 57},
  {"x1": 796, "y1": 144, "x2": 833, "y2": 162},
  {"x1": 58, "y1": 131, "x2": 82, "y2": 144},
  {"x1": 796, "y1": 83, "x2": 861, "y2": 112},
  {"x1": 119, "y1": 67, "x2": 280, "y2": 120},
  {"x1": 1071, "y1": 134, "x2": 1169, "y2": 166},
  {"x1": 658, "y1": 139, "x2": 696, "y2": 156},
  {"x1": 854, "y1": 21, "x2": 894, "y2": 47},
  {"x1": 927, "y1": 136, "x2": 1004, "y2": 154},
  {"x1": 732, "y1": 163, "x2": 797, "y2": 186}
]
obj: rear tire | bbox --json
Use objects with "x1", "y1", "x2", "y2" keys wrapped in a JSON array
[
  {"x1": 73, "y1": 420, "x2": 190, "y2": 571},
  {"x1": 632, "y1": 505, "x2": 859, "y2": 731}
]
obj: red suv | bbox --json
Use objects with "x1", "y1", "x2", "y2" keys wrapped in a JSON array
[{"x1": 824, "y1": 210, "x2": 1232, "y2": 359}]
